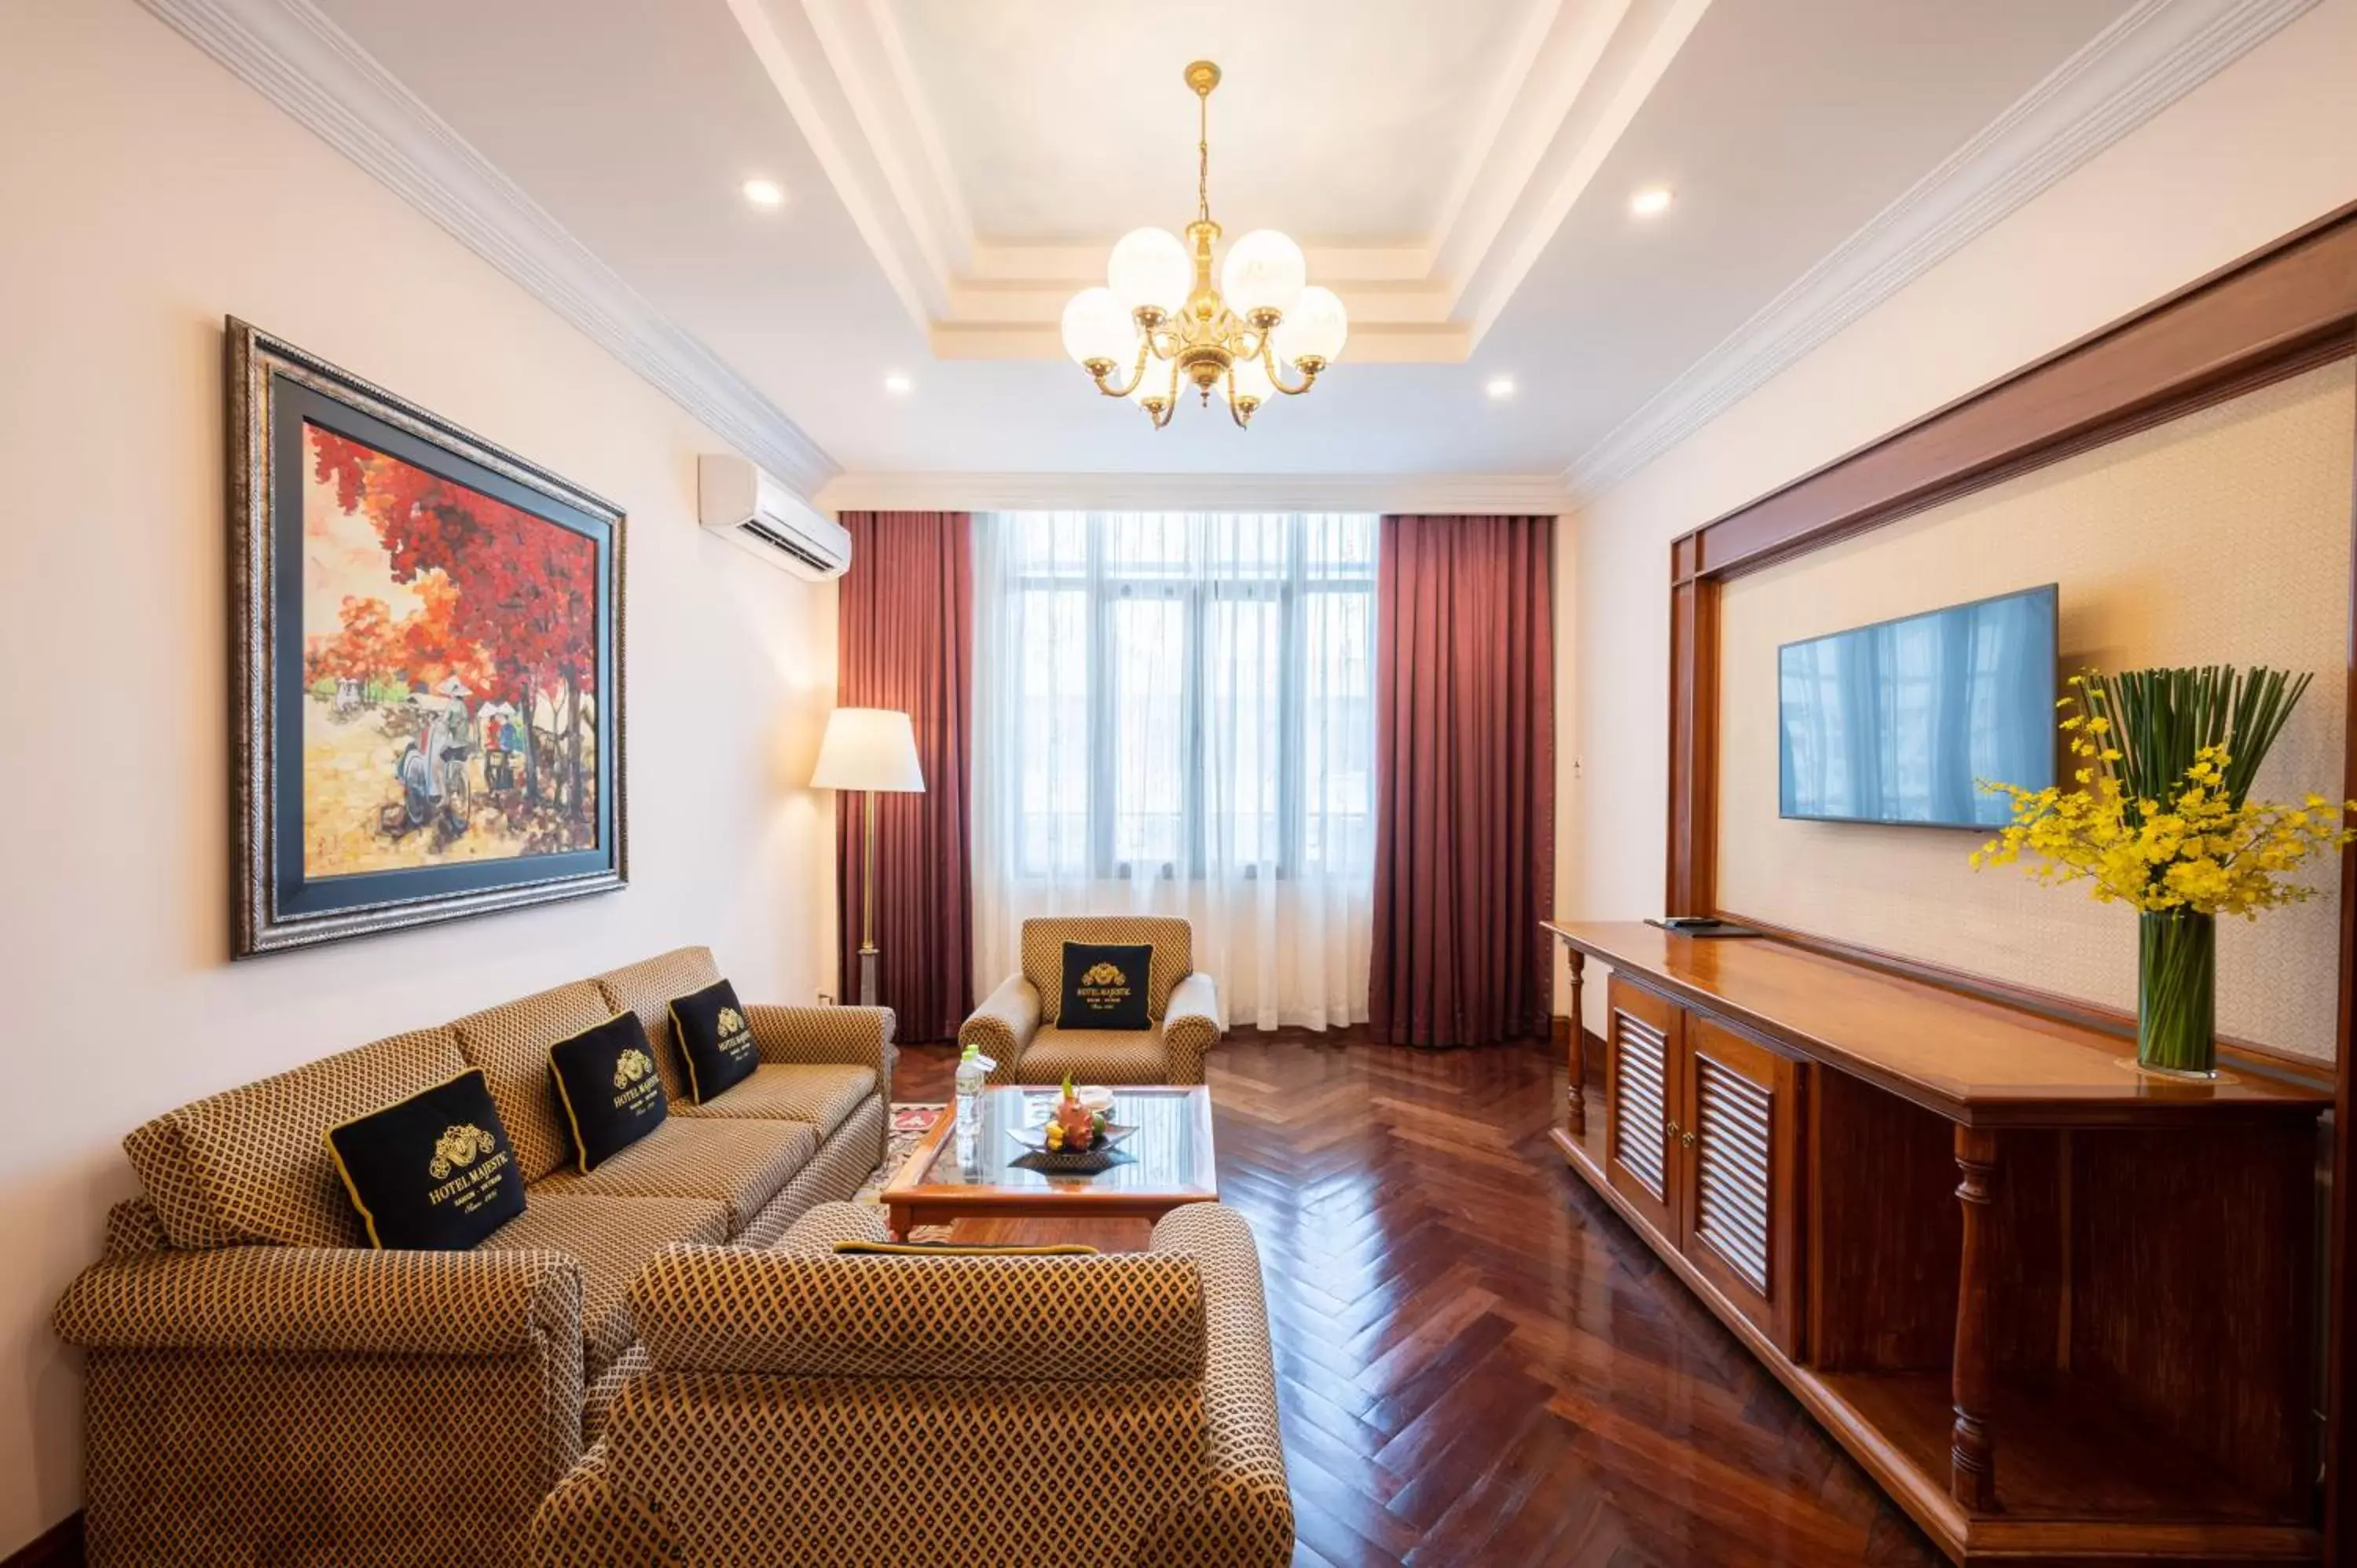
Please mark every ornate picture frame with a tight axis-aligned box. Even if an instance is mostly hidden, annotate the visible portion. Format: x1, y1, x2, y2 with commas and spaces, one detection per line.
229, 318, 627, 957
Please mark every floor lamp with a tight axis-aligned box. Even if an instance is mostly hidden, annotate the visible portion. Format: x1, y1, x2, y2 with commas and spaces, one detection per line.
812, 707, 926, 1006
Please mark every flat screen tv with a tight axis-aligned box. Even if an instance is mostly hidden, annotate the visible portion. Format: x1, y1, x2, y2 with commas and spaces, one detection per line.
1778, 584, 2058, 829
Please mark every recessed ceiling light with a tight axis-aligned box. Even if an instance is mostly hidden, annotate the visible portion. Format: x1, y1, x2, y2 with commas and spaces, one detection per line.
1485, 376, 1516, 401
1631, 186, 1673, 217
741, 178, 786, 209
883, 372, 913, 396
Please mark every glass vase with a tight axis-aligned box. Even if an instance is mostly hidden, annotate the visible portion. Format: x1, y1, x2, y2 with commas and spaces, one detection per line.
2136, 910, 2217, 1076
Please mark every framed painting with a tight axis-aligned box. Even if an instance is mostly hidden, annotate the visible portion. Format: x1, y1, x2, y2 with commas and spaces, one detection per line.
229, 318, 626, 956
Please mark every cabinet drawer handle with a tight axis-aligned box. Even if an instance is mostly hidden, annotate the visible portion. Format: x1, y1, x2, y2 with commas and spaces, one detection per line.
1681, 1130, 1697, 1148
1664, 1118, 1682, 1141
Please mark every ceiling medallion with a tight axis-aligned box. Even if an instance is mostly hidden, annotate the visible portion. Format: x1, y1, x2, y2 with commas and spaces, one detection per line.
1060, 60, 1348, 430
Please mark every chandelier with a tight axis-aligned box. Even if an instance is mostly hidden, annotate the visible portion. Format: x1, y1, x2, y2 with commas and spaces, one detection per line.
1059, 60, 1349, 430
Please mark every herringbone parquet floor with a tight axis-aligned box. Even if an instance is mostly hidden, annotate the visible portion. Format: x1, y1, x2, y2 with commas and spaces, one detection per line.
897, 1035, 1943, 1568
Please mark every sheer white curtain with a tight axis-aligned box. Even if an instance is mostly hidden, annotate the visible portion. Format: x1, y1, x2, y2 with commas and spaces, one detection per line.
971, 510, 1376, 1031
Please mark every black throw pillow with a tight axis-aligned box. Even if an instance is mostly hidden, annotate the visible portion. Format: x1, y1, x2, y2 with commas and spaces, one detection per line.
1059, 941, 1153, 1031
324, 1068, 524, 1250
669, 978, 759, 1105
548, 1012, 668, 1173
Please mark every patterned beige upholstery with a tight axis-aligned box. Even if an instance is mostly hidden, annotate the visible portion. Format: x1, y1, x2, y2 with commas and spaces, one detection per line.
453, 982, 616, 1183
593, 946, 722, 1101
58, 1246, 586, 1566
1021, 914, 1193, 1025
528, 1202, 1292, 1568
737, 1097, 888, 1249
123, 1025, 469, 1250
966, 918, 1222, 1086
531, 1118, 816, 1235
1016, 1026, 1171, 1086
673, 1063, 874, 1134
60, 950, 896, 1568
484, 1193, 731, 1379
746, 1001, 896, 1084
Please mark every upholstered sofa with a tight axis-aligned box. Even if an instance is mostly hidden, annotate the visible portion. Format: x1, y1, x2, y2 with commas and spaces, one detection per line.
962, 915, 1222, 1086
528, 1200, 1292, 1567
53, 947, 893, 1568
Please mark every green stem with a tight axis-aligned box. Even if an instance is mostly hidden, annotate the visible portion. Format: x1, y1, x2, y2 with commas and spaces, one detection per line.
2137, 910, 2216, 1074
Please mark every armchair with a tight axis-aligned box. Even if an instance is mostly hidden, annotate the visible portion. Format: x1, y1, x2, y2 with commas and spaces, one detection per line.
528, 1201, 1292, 1567
960, 916, 1222, 1086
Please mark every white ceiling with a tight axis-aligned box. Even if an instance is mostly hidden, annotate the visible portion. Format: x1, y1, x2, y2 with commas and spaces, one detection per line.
291, 0, 2218, 488
896, 0, 1556, 247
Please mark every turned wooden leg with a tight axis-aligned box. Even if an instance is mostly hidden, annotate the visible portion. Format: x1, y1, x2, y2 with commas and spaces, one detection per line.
1951, 1125, 2000, 1511
1565, 950, 1588, 1138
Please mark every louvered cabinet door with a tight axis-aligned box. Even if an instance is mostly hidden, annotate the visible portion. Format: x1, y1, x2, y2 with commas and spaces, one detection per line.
1679, 1017, 1801, 1353
1603, 977, 1681, 1241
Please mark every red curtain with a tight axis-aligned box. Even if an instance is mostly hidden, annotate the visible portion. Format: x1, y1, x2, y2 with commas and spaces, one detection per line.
1369, 515, 1556, 1046
835, 511, 973, 1043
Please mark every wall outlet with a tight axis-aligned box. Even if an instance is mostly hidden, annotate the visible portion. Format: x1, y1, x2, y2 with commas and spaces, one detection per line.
816, 991, 834, 1006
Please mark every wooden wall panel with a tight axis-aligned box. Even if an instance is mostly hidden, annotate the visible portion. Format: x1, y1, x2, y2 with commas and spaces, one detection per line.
1655, 203, 2357, 1554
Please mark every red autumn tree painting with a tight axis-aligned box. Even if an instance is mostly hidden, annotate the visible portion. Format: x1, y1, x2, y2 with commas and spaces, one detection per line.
300, 422, 601, 875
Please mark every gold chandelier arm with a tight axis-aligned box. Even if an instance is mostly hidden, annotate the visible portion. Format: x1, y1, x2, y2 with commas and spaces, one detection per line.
1262, 339, 1318, 397
1092, 338, 1157, 399
1226, 365, 1255, 430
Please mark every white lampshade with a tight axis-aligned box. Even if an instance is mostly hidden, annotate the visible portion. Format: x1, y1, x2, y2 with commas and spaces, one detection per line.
1274, 284, 1348, 365
810, 707, 924, 793
1060, 287, 1135, 368
1220, 229, 1306, 319
1107, 227, 1193, 316
1229, 351, 1275, 407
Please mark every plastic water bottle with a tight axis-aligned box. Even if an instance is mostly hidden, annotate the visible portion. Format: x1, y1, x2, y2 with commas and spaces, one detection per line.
955, 1043, 991, 1132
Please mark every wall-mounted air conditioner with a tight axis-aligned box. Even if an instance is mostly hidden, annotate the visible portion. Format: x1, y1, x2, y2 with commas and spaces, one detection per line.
696, 455, 852, 581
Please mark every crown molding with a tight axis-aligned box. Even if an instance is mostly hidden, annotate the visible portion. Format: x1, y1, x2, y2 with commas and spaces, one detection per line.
1560, 0, 2320, 504
812, 471, 1574, 517
138, 0, 840, 497
732, 0, 1709, 362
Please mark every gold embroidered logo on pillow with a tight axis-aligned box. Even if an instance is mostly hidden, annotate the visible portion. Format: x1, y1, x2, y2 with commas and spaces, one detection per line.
613, 1047, 656, 1089
427, 1123, 498, 1180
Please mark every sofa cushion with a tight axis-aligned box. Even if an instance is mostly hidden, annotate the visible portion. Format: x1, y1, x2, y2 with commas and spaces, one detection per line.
325, 1068, 525, 1250
669, 980, 759, 1105
124, 1025, 470, 1250
548, 1013, 669, 1174
530, 1118, 816, 1236
1017, 1027, 1169, 1086
482, 1193, 728, 1377
1021, 917, 1192, 1025
453, 981, 613, 1183
673, 1064, 874, 1137
593, 947, 721, 1100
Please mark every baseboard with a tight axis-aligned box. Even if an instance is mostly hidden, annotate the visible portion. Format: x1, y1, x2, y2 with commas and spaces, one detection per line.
3, 1513, 83, 1568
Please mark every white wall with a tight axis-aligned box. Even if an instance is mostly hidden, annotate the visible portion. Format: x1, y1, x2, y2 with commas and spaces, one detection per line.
1561, 0, 2357, 1038
0, 1, 840, 1552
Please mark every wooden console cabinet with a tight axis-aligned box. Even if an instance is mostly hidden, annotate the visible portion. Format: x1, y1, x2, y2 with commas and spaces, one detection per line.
1549, 921, 2332, 1566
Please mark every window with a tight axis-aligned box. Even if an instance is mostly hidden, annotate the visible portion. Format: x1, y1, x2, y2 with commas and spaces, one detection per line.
981, 510, 1376, 882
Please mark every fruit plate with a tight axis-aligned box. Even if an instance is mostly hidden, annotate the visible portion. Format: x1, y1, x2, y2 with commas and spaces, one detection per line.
1006, 1121, 1138, 1174
1006, 1121, 1138, 1155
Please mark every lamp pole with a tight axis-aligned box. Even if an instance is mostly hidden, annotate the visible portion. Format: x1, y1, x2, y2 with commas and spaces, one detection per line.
860, 787, 879, 1006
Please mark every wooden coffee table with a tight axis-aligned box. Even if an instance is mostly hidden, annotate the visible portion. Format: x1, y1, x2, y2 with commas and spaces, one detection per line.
882, 1085, 1217, 1240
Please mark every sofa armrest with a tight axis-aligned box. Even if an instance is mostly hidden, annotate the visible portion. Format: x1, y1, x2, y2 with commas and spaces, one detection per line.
55, 1244, 583, 1357
1163, 972, 1223, 1086
1151, 1203, 1295, 1566
744, 1002, 896, 1089
963, 973, 1041, 1086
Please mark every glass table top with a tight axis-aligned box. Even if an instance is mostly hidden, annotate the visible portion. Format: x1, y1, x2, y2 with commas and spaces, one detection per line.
891, 1086, 1216, 1197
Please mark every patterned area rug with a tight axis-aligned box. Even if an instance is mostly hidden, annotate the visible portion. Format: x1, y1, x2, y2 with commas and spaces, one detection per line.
854, 1102, 944, 1204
